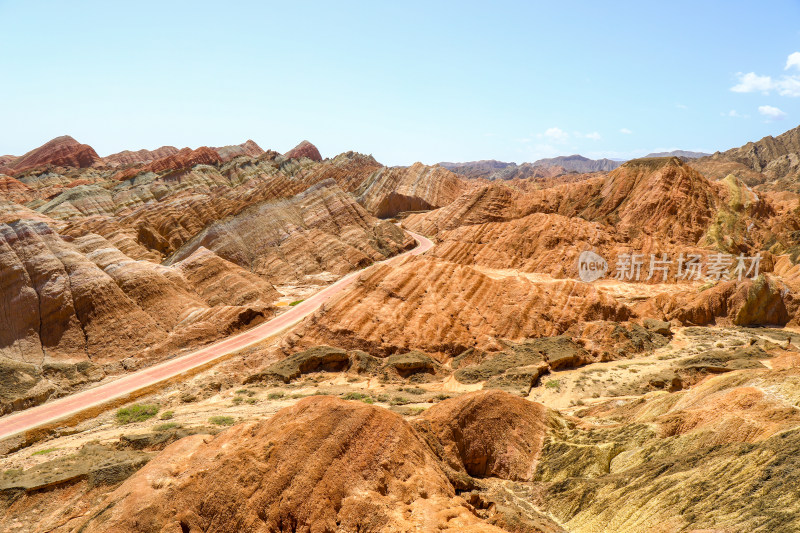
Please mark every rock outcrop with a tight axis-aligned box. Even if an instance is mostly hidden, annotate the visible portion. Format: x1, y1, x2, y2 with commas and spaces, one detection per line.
70, 396, 501, 533
418, 390, 551, 481
284, 140, 322, 161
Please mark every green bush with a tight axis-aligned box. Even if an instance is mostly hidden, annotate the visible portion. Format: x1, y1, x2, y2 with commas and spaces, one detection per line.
209, 416, 235, 426
545, 380, 561, 391
160, 410, 174, 420
116, 404, 159, 424
341, 392, 370, 401
289, 300, 304, 306
390, 396, 411, 406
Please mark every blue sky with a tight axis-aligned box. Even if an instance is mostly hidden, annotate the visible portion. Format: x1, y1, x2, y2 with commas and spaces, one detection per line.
1, 0, 799, 166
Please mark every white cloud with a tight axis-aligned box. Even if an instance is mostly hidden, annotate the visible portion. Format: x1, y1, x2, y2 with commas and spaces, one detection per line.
779, 76, 800, 96
786, 52, 800, 70
731, 72, 774, 93
543, 127, 569, 142
584, 131, 602, 141
675, 103, 688, 109
758, 105, 787, 120
730, 70, 800, 97
620, 128, 632, 134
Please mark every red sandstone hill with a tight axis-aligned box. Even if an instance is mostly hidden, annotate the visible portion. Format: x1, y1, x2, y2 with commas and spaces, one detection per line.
0, 136, 100, 175
102, 145, 180, 167
213, 139, 265, 161
284, 140, 322, 161
113, 146, 223, 180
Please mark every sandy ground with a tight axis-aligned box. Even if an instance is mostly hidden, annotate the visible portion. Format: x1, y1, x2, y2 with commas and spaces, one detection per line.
472, 266, 704, 305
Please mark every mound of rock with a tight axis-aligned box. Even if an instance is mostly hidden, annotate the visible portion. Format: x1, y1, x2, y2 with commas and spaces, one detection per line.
70, 396, 497, 532
284, 140, 322, 161
417, 390, 551, 481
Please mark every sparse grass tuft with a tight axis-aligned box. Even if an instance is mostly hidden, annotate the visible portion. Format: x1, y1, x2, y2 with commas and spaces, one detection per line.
267, 392, 285, 400
289, 300, 304, 306
209, 416, 235, 426
545, 379, 561, 391
31, 448, 59, 456
116, 404, 159, 425
160, 410, 174, 420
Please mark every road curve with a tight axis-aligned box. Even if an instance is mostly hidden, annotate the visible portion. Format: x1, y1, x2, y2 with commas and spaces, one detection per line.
0, 229, 433, 441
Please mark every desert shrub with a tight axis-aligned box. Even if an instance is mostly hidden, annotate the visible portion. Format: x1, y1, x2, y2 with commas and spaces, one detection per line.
545, 380, 561, 391
116, 404, 159, 424
390, 396, 411, 406
341, 392, 370, 401
209, 416, 235, 426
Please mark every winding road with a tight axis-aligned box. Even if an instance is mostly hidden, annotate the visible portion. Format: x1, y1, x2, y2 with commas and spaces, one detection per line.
0, 230, 433, 442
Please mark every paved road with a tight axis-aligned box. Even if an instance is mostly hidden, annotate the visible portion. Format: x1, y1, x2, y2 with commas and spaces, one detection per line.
0, 229, 433, 441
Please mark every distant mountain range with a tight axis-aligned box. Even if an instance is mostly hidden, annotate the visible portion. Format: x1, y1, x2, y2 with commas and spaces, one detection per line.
440, 154, 620, 179
644, 150, 709, 159
441, 150, 717, 180
530, 154, 621, 172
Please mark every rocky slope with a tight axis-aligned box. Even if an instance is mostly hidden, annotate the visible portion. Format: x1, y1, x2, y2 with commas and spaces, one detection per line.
166, 179, 413, 283
693, 124, 800, 191
354, 161, 470, 217
65, 396, 503, 533
289, 254, 631, 357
